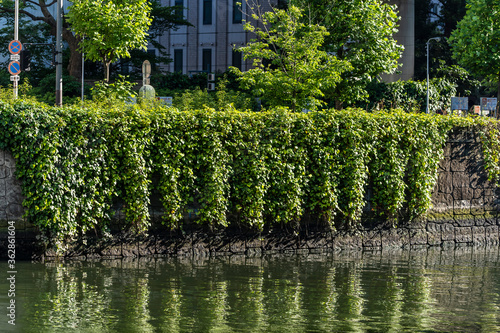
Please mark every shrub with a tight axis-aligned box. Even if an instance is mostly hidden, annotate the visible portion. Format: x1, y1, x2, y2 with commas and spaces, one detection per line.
361, 78, 457, 113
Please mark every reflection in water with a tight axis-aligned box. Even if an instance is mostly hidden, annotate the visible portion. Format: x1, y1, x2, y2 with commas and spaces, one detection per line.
1, 247, 500, 332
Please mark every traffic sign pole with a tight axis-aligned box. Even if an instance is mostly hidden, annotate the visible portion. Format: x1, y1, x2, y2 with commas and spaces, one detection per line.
14, 0, 18, 40
13, 0, 19, 98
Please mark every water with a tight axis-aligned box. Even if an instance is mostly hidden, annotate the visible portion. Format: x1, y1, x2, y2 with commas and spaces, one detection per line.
1, 247, 500, 332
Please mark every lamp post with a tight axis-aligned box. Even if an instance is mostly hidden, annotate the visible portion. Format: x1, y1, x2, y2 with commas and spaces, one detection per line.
426, 37, 442, 113
55, 0, 63, 106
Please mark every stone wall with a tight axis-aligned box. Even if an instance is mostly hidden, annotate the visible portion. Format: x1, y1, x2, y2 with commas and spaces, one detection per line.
427, 128, 500, 248
0, 150, 24, 221
2, 128, 500, 259
432, 128, 498, 215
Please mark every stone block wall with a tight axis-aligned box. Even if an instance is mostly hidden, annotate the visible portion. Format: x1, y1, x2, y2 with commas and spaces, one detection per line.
431, 128, 500, 222
0, 150, 24, 221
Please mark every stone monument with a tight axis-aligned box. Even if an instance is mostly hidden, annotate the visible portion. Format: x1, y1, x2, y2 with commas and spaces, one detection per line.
139, 60, 155, 101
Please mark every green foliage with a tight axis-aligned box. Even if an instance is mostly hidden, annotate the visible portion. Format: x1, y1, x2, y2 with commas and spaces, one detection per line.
30, 74, 91, 105
172, 80, 255, 111
477, 121, 500, 183
67, 0, 153, 81
1, 99, 499, 246
449, 0, 500, 98
90, 75, 137, 104
232, 4, 350, 111
290, 0, 403, 107
361, 78, 457, 113
153, 71, 194, 93
435, 64, 480, 97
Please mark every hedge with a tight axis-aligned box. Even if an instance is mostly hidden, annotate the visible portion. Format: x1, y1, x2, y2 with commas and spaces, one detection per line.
0, 99, 498, 244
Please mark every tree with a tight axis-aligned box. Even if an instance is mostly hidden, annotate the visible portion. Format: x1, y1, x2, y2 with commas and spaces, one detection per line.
232, 3, 350, 111
0, 0, 190, 81
0, 10, 53, 77
449, 0, 500, 100
435, 0, 467, 37
0, 0, 83, 79
413, 0, 467, 80
413, 0, 441, 80
67, 0, 152, 82
289, 0, 403, 108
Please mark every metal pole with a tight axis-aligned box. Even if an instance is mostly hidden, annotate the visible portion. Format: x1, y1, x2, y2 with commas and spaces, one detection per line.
55, 0, 63, 106
81, 51, 84, 102
426, 40, 429, 114
13, 0, 19, 99
14, 0, 18, 40
426, 37, 441, 114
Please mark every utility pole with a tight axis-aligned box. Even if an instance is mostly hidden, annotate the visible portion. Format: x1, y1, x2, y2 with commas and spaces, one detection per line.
55, 0, 63, 106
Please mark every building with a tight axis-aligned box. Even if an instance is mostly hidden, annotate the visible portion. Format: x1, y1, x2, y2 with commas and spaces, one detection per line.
2, 0, 415, 81
383, 0, 415, 82
158, 0, 415, 81
157, 0, 274, 74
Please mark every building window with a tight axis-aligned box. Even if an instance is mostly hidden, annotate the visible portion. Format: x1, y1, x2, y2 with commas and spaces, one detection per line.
202, 49, 212, 72
232, 49, 242, 70
175, 0, 183, 19
233, 0, 242, 24
174, 49, 183, 73
203, 0, 212, 25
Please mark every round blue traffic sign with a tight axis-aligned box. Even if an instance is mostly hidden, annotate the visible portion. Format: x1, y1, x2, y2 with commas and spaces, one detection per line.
8, 61, 21, 75
8, 40, 22, 55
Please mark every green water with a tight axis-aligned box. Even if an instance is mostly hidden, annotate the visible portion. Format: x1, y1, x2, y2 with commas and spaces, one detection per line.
1, 247, 500, 332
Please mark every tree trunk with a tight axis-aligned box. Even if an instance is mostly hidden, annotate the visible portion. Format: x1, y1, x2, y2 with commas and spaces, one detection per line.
0, 1, 83, 79
335, 100, 343, 110
38, 0, 82, 79
64, 30, 83, 80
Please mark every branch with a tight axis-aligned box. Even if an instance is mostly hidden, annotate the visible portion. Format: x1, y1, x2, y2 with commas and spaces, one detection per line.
429, 10, 443, 21
24, 0, 57, 8
0, 6, 52, 25
37, 0, 57, 27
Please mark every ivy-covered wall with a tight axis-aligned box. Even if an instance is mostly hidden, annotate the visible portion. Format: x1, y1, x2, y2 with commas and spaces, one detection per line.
0, 100, 499, 250
3, 126, 500, 257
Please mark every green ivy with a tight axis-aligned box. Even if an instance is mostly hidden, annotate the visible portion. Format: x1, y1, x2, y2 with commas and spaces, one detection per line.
0, 98, 499, 245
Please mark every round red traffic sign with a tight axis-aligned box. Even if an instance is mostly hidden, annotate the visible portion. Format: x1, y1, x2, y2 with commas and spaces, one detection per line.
8, 61, 21, 75
8, 40, 22, 54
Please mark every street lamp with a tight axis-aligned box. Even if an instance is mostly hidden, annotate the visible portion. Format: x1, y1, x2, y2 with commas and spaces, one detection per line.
55, 0, 63, 106
426, 37, 442, 113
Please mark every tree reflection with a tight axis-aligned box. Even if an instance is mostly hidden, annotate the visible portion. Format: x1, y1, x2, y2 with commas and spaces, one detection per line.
12, 248, 500, 332
23, 264, 113, 332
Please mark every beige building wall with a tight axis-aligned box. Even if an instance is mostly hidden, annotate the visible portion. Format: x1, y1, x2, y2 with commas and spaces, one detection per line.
158, 0, 278, 74
382, 0, 415, 82
157, 0, 414, 81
